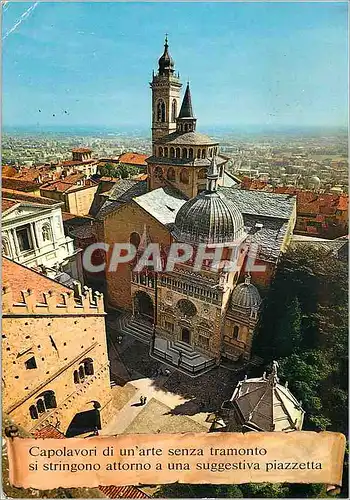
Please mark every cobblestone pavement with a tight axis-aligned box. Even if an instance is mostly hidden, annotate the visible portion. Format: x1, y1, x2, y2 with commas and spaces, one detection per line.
103, 315, 242, 435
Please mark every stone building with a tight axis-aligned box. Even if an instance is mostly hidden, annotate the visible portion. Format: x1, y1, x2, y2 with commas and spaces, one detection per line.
2, 190, 83, 283
2, 257, 113, 436
95, 38, 297, 376
40, 177, 98, 216
219, 361, 305, 432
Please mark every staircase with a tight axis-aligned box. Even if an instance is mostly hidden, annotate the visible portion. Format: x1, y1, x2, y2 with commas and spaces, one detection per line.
114, 313, 153, 345
152, 337, 216, 377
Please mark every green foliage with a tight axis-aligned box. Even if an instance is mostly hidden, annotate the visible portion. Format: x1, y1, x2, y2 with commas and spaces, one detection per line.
155, 246, 348, 499
99, 162, 141, 179
154, 483, 243, 498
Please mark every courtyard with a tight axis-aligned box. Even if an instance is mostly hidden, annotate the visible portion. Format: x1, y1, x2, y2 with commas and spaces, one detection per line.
102, 314, 244, 436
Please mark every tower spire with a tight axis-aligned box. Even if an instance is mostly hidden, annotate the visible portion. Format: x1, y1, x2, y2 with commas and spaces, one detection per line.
178, 83, 194, 118
158, 34, 174, 76
206, 155, 219, 193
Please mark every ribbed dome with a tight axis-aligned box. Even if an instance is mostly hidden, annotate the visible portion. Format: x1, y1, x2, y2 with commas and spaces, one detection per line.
231, 275, 262, 310
173, 191, 245, 245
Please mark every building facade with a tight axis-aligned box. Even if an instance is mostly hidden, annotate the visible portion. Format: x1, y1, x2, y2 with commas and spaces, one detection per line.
97, 39, 297, 376
2, 257, 113, 436
2, 192, 83, 283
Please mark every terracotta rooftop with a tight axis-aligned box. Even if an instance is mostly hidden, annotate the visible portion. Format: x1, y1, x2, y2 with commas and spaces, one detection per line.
41, 178, 97, 193
99, 486, 149, 499
34, 425, 65, 439
2, 199, 18, 212
61, 159, 96, 167
2, 177, 40, 192
2, 165, 17, 177
2, 257, 70, 304
72, 148, 92, 153
1, 188, 60, 206
62, 172, 86, 184
118, 152, 149, 166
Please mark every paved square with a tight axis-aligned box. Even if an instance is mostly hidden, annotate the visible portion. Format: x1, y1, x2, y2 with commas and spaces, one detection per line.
124, 398, 209, 434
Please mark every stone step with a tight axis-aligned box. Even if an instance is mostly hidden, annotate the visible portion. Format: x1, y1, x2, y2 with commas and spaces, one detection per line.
119, 318, 153, 345
173, 340, 197, 354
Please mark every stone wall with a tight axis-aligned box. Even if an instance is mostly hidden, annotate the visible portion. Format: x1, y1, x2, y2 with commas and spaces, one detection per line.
103, 202, 172, 310
2, 286, 113, 435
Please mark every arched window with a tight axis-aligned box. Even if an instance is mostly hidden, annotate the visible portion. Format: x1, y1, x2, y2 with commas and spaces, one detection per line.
202, 149, 206, 159
170, 147, 175, 158
171, 99, 177, 122
79, 365, 85, 381
42, 223, 52, 242
37, 399, 45, 413
159, 147, 163, 157
215, 147, 218, 155
130, 232, 141, 249
197, 149, 201, 159
73, 370, 80, 384
184, 123, 188, 132
182, 148, 187, 159
2, 237, 11, 257
175, 148, 180, 159
198, 168, 207, 180
167, 168, 175, 181
42, 390, 57, 409
180, 169, 189, 184
84, 358, 94, 376
157, 99, 166, 122
155, 167, 163, 179
189, 148, 194, 160
29, 405, 38, 420
164, 147, 168, 157
233, 325, 239, 339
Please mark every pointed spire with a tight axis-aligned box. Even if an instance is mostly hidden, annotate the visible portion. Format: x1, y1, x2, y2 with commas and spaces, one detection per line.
178, 83, 194, 118
206, 155, 219, 193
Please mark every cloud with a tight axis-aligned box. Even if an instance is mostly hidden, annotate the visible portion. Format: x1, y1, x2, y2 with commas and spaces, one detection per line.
2, 2, 38, 41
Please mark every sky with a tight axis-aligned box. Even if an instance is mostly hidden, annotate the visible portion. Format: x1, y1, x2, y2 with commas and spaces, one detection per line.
2, 2, 348, 130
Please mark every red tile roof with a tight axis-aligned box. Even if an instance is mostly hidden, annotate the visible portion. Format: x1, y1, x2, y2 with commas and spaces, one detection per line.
2, 165, 17, 177
118, 152, 149, 167
2, 188, 59, 206
99, 486, 149, 499
338, 195, 348, 211
34, 425, 65, 439
41, 178, 97, 193
2, 177, 40, 192
61, 159, 96, 167
62, 172, 86, 184
72, 148, 92, 153
2, 257, 70, 303
2, 199, 18, 212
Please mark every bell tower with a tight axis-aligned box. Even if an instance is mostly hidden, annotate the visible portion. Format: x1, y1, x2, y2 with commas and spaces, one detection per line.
150, 36, 182, 145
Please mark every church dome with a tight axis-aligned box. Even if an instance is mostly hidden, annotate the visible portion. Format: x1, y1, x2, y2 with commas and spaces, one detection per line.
230, 275, 262, 310
173, 190, 245, 245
